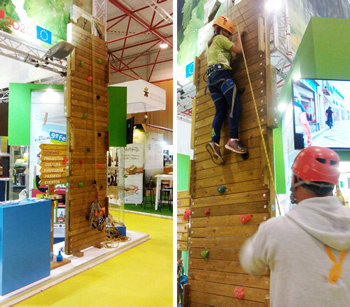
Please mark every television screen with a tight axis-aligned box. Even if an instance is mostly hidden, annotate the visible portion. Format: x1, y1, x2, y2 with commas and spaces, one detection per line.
126, 117, 134, 144
292, 78, 350, 150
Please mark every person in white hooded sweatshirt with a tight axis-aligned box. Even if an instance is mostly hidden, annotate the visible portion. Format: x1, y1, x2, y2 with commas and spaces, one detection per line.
240, 146, 350, 307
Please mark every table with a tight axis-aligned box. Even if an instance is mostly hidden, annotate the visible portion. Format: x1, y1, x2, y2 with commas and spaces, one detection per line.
154, 174, 173, 210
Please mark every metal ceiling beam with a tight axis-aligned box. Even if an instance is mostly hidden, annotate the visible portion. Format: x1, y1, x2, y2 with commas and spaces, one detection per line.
108, 0, 173, 48
109, 35, 172, 53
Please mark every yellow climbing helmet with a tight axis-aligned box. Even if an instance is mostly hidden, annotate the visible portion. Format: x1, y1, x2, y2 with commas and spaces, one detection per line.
213, 16, 234, 34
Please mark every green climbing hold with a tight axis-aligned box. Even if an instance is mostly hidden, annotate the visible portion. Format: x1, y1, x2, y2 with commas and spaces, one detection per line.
83, 112, 87, 118
80, 61, 84, 67
97, 58, 102, 64
217, 186, 226, 194
87, 147, 91, 152
201, 250, 209, 259
78, 182, 84, 187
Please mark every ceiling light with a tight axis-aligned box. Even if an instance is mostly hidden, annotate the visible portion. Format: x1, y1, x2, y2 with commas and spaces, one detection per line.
160, 43, 168, 49
266, 0, 282, 11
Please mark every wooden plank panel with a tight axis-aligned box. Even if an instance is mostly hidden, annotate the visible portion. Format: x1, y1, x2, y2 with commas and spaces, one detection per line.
193, 179, 267, 199
193, 190, 269, 207
191, 213, 269, 228
190, 269, 269, 289
191, 225, 258, 238
189, 258, 244, 273
189, 280, 268, 303
191, 201, 269, 217
190, 291, 266, 306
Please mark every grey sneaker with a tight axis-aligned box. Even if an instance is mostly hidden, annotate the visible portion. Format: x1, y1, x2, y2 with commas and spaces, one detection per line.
206, 141, 224, 164
225, 139, 247, 154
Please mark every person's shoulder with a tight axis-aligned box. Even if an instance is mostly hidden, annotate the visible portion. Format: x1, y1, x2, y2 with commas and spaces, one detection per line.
259, 216, 288, 233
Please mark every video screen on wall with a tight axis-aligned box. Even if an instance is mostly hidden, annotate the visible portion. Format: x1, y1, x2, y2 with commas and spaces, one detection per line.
292, 78, 350, 150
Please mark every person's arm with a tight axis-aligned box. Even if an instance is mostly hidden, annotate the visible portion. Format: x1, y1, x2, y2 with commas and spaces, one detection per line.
230, 29, 247, 56
239, 219, 274, 275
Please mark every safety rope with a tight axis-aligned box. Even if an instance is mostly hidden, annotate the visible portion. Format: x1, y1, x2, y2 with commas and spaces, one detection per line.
229, 0, 282, 216
104, 226, 131, 248
92, 32, 97, 183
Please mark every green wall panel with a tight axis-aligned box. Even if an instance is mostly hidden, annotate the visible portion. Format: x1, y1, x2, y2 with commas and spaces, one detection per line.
8, 83, 63, 146
275, 17, 350, 192
177, 153, 190, 192
108, 87, 127, 147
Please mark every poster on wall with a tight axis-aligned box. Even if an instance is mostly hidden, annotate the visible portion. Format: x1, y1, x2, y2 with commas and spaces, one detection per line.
0, 0, 92, 47
30, 90, 66, 238
124, 143, 144, 204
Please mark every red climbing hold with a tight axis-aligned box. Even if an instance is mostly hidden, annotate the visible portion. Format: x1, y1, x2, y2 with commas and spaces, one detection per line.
183, 208, 191, 221
97, 163, 102, 168
80, 159, 83, 164
240, 215, 252, 224
233, 286, 245, 299
87, 76, 93, 82
205, 209, 211, 215
62, 157, 69, 165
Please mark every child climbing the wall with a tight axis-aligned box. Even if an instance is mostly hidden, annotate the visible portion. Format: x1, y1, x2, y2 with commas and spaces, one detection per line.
206, 15, 247, 165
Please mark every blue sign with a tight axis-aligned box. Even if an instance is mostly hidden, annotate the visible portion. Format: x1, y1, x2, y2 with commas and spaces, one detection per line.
49, 131, 66, 143
185, 61, 194, 78
36, 25, 52, 44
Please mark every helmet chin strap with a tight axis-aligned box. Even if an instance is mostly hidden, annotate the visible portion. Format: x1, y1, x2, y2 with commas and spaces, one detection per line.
290, 175, 334, 204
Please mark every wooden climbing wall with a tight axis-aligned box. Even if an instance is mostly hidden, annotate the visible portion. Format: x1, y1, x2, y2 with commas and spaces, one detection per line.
64, 21, 109, 256
187, 0, 277, 305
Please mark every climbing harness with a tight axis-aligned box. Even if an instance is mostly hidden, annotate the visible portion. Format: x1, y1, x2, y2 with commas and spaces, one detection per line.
89, 199, 106, 231
89, 183, 106, 231
325, 245, 346, 284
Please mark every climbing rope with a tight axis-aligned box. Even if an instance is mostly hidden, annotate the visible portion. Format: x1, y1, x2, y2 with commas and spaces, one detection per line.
229, 0, 282, 215
104, 226, 131, 248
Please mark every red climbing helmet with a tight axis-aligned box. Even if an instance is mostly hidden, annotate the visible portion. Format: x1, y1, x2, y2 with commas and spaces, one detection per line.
291, 146, 340, 185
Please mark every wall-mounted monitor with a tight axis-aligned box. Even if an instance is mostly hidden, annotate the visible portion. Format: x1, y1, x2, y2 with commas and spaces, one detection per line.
292, 78, 350, 150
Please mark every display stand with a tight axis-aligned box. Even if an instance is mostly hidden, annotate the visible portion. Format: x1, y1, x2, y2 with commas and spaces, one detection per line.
0, 198, 51, 295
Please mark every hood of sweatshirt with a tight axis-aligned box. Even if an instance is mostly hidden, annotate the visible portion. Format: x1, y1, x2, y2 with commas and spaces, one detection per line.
287, 196, 350, 251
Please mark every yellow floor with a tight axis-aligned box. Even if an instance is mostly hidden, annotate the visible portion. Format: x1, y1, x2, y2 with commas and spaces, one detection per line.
16, 212, 173, 307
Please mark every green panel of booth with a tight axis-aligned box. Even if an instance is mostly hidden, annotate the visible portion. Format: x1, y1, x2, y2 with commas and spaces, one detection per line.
108, 86, 127, 147
8, 84, 63, 146
275, 17, 350, 192
177, 153, 190, 192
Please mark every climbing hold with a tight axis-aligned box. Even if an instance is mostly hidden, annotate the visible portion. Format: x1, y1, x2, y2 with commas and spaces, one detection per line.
97, 163, 102, 168
78, 182, 84, 187
84, 36, 88, 40
87, 76, 93, 82
200, 250, 209, 259
80, 159, 83, 164
97, 132, 102, 137
87, 147, 91, 152
83, 112, 88, 118
56, 250, 63, 262
97, 58, 102, 64
50, 187, 55, 193
62, 157, 69, 165
96, 95, 100, 100
217, 186, 226, 194
240, 215, 252, 224
183, 208, 192, 221
80, 61, 84, 67
233, 287, 245, 299
205, 209, 211, 215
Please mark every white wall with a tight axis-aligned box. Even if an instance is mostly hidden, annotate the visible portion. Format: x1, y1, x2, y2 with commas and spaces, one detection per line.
177, 119, 193, 158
